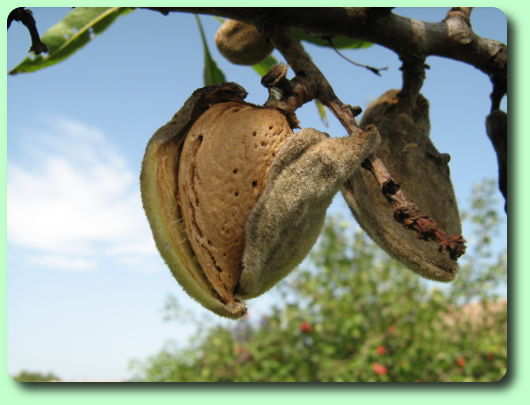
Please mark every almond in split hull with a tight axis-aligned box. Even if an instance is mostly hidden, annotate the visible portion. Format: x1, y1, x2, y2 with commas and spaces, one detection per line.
178, 101, 293, 304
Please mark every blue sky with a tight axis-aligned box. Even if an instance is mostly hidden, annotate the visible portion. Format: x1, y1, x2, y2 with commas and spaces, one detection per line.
7, 7, 507, 381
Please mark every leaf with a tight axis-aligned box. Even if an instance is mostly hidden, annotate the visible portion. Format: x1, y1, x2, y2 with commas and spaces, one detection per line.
314, 100, 329, 127
9, 7, 133, 75
195, 14, 226, 86
251, 55, 278, 76
291, 28, 372, 49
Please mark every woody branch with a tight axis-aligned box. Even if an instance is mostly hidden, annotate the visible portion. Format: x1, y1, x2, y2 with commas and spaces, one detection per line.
145, 7, 506, 89
146, 8, 507, 213
259, 24, 466, 260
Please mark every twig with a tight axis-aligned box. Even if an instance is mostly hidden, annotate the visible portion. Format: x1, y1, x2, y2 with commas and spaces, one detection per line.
325, 37, 388, 76
262, 25, 466, 261
398, 54, 427, 110
486, 110, 507, 212
7, 8, 48, 54
490, 74, 507, 112
144, 7, 506, 90
145, 8, 506, 214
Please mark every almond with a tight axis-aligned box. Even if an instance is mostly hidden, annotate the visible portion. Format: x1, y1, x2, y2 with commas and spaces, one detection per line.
215, 20, 274, 65
342, 90, 463, 281
178, 101, 292, 305
140, 83, 294, 318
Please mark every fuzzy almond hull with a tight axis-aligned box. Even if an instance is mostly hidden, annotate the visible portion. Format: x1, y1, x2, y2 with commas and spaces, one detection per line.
140, 84, 249, 319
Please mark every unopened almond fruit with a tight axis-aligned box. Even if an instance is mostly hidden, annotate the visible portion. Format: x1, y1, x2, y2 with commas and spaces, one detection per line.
215, 19, 274, 65
342, 90, 463, 281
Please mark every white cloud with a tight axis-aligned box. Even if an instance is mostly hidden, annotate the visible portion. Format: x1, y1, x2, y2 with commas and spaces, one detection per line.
8, 116, 159, 271
27, 254, 98, 272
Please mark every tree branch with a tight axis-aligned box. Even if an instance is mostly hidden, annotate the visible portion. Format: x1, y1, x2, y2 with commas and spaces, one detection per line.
486, 110, 507, 212
145, 8, 506, 216
445, 7, 473, 24
7, 7, 48, 54
258, 26, 466, 260
398, 54, 427, 111
145, 7, 502, 258
144, 7, 506, 90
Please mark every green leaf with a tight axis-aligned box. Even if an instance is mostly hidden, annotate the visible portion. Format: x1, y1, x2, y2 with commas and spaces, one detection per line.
314, 100, 329, 127
251, 55, 278, 77
291, 28, 372, 49
9, 7, 133, 75
195, 14, 226, 86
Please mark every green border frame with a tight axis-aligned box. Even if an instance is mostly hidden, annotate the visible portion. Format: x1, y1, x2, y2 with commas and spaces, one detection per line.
2, 0, 525, 403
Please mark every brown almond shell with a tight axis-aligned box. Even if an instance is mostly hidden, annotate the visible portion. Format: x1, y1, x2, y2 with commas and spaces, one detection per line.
178, 101, 293, 305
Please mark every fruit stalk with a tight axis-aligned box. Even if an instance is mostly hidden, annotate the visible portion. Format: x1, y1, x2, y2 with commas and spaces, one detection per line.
261, 25, 466, 260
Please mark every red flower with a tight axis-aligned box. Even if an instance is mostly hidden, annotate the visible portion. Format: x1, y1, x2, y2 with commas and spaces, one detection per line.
299, 321, 313, 333
456, 357, 466, 368
376, 345, 386, 355
387, 325, 396, 334
371, 362, 388, 375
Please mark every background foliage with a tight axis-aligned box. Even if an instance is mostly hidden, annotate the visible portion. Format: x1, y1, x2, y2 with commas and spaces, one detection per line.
130, 180, 507, 382
12, 370, 60, 382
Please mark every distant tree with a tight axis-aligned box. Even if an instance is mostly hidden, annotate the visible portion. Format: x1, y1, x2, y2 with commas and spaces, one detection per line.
12, 370, 61, 382
130, 180, 506, 382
